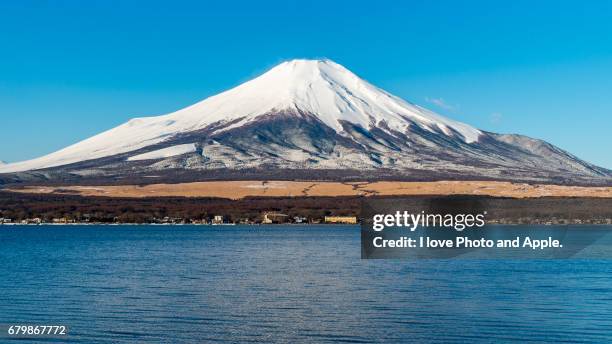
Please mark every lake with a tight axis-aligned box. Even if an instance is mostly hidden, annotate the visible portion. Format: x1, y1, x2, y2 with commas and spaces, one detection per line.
1, 225, 612, 343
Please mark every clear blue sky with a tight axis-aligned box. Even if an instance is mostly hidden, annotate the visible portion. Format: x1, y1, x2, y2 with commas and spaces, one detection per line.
1, 0, 611, 168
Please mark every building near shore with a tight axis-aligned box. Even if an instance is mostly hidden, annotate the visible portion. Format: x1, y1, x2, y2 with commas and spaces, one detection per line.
262, 213, 288, 224
52, 217, 75, 224
324, 216, 358, 224
293, 216, 307, 224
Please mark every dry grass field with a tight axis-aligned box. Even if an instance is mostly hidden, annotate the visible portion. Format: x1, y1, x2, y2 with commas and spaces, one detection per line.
8, 180, 612, 199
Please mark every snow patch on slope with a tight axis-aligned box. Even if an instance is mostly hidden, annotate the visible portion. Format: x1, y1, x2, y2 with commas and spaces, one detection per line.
127, 143, 197, 161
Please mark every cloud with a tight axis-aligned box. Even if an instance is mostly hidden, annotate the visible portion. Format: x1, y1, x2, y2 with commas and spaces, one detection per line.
425, 97, 457, 111
490, 112, 503, 124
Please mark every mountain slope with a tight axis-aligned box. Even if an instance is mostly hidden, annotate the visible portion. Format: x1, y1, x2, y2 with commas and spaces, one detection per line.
0, 59, 610, 185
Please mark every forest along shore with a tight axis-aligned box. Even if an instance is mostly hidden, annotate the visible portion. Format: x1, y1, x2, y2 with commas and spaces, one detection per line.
0, 191, 611, 225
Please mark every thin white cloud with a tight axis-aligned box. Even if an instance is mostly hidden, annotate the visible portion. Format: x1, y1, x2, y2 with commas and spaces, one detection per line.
490, 112, 503, 124
425, 97, 457, 111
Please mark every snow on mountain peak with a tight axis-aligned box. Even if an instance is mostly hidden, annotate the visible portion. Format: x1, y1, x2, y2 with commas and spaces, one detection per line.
0, 59, 482, 173
168, 58, 481, 140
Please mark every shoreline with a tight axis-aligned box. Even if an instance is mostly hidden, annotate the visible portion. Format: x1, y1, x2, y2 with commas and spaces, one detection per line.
2, 223, 612, 227
2, 192, 611, 227
0, 223, 360, 228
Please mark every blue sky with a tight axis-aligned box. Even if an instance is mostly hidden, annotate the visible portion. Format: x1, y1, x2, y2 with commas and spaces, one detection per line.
1, 0, 611, 168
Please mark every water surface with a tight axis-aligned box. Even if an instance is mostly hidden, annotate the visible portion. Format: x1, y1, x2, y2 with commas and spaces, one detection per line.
1, 225, 611, 343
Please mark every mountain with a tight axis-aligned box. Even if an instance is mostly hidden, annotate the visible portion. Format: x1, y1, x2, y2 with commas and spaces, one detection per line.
1, 59, 610, 185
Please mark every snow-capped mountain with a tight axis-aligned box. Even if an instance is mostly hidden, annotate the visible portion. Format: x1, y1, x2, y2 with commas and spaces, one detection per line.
1, 59, 610, 184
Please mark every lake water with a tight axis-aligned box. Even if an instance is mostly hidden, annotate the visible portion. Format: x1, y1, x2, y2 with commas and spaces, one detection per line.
1, 225, 612, 343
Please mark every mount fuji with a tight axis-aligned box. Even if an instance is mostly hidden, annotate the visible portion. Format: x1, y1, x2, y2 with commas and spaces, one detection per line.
1, 59, 610, 185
